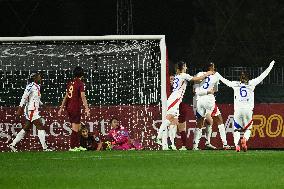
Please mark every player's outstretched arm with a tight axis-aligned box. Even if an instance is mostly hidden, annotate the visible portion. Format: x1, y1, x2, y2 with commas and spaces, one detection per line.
215, 72, 234, 88
191, 71, 214, 82
58, 93, 68, 116
195, 88, 215, 96
250, 60, 275, 86
81, 92, 90, 117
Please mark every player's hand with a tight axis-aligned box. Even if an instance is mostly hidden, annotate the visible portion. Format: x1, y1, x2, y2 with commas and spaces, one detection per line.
270, 60, 275, 66
85, 107, 90, 117
16, 106, 24, 118
205, 71, 214, 76
170, 76, 174, 86
207, 88, 215, 94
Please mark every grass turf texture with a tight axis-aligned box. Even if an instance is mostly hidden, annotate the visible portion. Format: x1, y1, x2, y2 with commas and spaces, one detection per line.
0, 150, 283, 189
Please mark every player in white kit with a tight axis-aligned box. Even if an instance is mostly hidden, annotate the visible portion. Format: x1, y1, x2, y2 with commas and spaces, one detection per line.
156, 61, 213, 150
9, 73, 51, 152
192, 77, 215, 150
192, 63, 230, 150
216, 60, 275, 152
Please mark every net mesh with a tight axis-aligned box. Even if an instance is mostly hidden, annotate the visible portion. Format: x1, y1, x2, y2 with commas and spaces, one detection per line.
0, 40, 162, 107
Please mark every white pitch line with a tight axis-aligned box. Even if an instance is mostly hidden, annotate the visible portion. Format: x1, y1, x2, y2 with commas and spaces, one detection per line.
5, 150, 280, 161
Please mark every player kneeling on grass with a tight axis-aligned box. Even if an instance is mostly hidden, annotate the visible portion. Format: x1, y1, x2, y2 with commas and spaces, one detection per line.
9, 73, 51, 152
216, 60, 275, 152
105, 118, 143, 150
79, 125, 103, 151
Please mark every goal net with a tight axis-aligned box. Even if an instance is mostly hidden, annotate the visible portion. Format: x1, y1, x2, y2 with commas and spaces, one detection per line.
0, 36, 167, 151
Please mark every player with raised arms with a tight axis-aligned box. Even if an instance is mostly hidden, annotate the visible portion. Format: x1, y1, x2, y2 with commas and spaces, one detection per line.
58, 66, 90, 151
216, 60, 275, 152
156, 61, 213, 150
9, 73, 51, 152
192, 62, 230, 150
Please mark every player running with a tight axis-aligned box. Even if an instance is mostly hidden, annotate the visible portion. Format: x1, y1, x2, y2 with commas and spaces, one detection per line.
9, 73, 51, 152
216, 60, 275, 152
156, 61, 213, 150
192, 63, 230, 150
58, 66, 90, 151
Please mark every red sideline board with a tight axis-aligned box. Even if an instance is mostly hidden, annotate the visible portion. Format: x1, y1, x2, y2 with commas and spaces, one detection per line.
0, 104, 284, 151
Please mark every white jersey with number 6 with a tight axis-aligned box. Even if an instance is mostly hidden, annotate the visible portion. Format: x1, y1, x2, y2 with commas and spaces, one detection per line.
216, 61, 274, 110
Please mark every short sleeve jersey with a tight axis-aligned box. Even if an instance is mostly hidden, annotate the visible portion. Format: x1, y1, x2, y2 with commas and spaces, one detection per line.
65, 78, 85, 112
171, 73, 193, 100
195, 72, 219, 101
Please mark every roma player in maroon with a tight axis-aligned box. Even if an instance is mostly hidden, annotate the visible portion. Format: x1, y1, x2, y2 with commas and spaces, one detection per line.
58, 66, 90, 151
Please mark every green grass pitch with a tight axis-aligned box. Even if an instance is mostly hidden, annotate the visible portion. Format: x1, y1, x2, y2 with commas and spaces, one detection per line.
0, 150, 283, 189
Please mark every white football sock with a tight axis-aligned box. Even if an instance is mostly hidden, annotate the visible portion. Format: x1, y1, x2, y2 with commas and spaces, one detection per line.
157, 119, 171, 139
205, 125, 212, 145
169, 125, 177, 146
161, 129, 168, 150
38, 130, 48, 149
233, 131, 241, 147
11, 129, 26, 146
218, 124, 228, 146
243, 129, 251, 141
193, 128, 202, 148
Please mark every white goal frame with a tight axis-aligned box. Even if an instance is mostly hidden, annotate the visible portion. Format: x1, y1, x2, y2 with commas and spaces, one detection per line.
0, 35, 168, 120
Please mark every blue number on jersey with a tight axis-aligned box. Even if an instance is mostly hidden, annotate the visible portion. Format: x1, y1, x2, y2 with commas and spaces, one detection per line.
240, 86, 248, 97
202, 77, 210, 89
173, 77, 180, 90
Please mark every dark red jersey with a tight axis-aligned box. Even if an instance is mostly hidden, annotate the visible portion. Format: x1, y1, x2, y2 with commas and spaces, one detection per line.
65, 78, 85, 113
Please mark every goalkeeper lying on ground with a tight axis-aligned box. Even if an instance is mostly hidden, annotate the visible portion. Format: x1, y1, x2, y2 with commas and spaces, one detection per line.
105, 118, 143, 150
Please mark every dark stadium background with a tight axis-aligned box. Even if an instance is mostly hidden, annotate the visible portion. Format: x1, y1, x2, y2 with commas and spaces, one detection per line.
0, 3, 283, 188
0, 0, 283, 104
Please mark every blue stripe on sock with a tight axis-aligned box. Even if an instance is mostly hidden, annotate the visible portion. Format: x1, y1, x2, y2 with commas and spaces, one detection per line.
234, 120, 242, 129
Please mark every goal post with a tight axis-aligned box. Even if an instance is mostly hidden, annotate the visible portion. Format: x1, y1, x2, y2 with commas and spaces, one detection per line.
0, 35, 168, 150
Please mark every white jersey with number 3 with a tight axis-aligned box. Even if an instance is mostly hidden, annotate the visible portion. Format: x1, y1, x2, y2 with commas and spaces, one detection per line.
167, 73, 193, 117
171, 73, 193, 99
195, 72, 219, 102
193, 72, 221, 117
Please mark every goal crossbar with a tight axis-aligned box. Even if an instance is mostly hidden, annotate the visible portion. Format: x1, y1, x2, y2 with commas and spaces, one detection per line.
0, 35, 167, 120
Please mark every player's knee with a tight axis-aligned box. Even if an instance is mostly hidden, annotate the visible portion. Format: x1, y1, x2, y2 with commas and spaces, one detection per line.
215, 115, 223, 124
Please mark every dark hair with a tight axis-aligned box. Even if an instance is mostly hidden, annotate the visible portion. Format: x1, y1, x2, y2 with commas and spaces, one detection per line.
73, 66, 84, 78
175, 61, 186, 73
110, 117, 118, 124
203, 62, 214, 71
80, 127, 88, 132
240, 72, 249, 83
28, 73, 40, 83
79, 123, 88, 133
